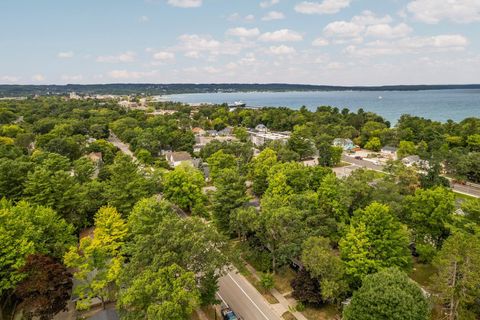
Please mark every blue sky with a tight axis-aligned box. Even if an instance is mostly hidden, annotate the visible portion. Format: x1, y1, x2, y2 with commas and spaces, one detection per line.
1, 0, 479, 85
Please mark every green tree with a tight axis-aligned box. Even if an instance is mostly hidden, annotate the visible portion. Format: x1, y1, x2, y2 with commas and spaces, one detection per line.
163, 163, 206, 214
0, 158, 32, 200
403, 187, 454, 248
250, 148, 277, 196
73, 157, 95, 183
301, 236, 348, 303
288, 125, 315, 160
432, 232, 480, 320
230, 206, 260, 240
207, 150, 236, 180
64, 207, 127, 310
397, 140, 417, 159
343, 268, 430, 320
118, 264, 199, 320
339, 202, 411, 286
212, 168, 247, 232
466, 134, 480, 151
364, 137, 382, 151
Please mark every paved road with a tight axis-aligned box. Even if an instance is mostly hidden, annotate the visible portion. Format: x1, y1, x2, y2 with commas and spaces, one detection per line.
108, 131, 136, 160
342, 155, 480, 198
218, 269, 281, 320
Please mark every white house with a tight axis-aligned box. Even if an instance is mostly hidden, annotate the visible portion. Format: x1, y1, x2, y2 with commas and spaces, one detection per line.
381, 146, 398, 159
165, 151, 194, 167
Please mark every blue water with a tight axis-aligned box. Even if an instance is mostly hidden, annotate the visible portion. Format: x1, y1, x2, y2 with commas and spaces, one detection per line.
165, 89, 480, 125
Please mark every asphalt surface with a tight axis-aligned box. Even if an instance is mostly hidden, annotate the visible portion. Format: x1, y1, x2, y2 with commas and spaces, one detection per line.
218, 269, 281, 320
342, 155, 480, 198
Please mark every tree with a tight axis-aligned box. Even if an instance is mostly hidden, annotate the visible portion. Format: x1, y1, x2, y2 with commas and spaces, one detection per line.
466, 134, 480, 151
0, 158, 32, 201
118, 264, 199, 320
339, 202, 411, 286
343, 268, 430, 320
105, 153, 154, 215
397, 140, 417, 159
402, 187, 454, 248
230, 206, 260, 240
233, 126, 249, 142
126, 198, 228, 306
291, 269, 323, 305
316, 134, 342, 167
211, 168, 247, 232
207, 150, 236, 180
14, 254, 72, 320
301, 236, 347, 303
288, 125, 315, 160
260, 273, 274, 291
163, 163, 206, 214
73, 157, 95, 183
364, 137, 382, 151
250, 148, 277, 196
461, 198, 480, 224
64, 207, 127, 310
432, 233, 480, 320
258, 206, 306, 272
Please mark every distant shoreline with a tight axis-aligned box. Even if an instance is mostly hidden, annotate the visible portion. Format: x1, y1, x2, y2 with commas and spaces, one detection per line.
1, 83, 480, 97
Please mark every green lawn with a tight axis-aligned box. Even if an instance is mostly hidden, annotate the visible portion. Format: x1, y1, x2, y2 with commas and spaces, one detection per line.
273, 267, 296, 294
302, 304, 339, 320
409, 262, 436, 290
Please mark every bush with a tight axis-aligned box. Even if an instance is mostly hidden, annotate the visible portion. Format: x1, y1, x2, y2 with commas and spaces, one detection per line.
260, 273, 274, 291
416, 243, 437, 264
291, 269, 323, 305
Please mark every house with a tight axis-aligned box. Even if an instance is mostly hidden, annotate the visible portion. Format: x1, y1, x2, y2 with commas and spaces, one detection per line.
333, 138, 355, 151
402, 155, 421, 167
165, 151, 193, 167
381, 146, 398, 159
192, 127, 206, 135
218, 127, 233, 136
249, 131, 290, 147
255, 124, 268, 133
206, 130, 218, 136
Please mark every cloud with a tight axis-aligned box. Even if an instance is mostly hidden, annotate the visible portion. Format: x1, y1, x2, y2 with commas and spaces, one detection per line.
312, 37, 329, 46
259, 29, 303, 42
57, 51, 74, 59
108, 70, 158, 79
260, 0, 279, 8
178, 34, 221, 51
153, 51, 175, 60
96, 52, 136, 63
32, 74, 45, 82
139, 16, 149, 22
323, 21, 365, 38
262, 11, 285, 21
167, 0, 202, 8
294, 0, 351, 15
226, 27, 261, 37
344, 34, 469, 57
365, 23, 412, 38
0, 76, 20, 83
267, 45, 296, 55
227, 13, 255, 22
407, 0, 480, 24
61, 74, 83, 82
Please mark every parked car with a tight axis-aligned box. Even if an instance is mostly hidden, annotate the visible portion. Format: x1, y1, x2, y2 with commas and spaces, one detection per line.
221, 304, 239, 320
354, 156, 363, 160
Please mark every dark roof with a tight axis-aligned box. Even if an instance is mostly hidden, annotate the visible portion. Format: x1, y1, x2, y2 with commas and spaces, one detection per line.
167, 151, 192, 162
88, 309, 119, 320
381, 146, 397, 152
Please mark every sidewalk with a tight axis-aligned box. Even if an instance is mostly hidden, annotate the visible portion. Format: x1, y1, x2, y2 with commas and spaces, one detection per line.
243, 262, 308, 320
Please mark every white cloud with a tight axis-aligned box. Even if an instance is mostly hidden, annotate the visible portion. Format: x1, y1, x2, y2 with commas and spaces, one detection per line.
323, 21, 364, 38
203, 66, 221, 74
351, 11, 393, 25
32, 74, 45, 82
184, 51, 200, 58
226, 27, 261, 37
0, 76, 20, 83
57, 51, 74, 59
61, 74, 83, 82
407, 0, 480, 24
259, 29, 303, 42
294, 0, 351, 15
227, 13, 255, 22
108, 70, 158, 79
267, 45, 296, 55
312, 37, 329, 46
153, 51, 175, 60
96, 51, 136, 63
167, 0, 202, 8
365, 23, 412, 38
139, 16, 149, 22
178, 34, 221, 51
344, 34, 469, 57
260, 0, 279, 8
262, 11, 285, 21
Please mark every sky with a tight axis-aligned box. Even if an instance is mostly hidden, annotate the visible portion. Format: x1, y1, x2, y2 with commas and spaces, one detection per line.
1, 0, 480, 86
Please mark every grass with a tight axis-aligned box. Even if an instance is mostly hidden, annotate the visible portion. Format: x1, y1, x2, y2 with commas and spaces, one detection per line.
190, 306, 219, 320
282, 311, 297, 320
335, 161, 352, 167
409, 262, 436, 290
273, 266, 296, 294
302, 304, 340, 320
454, 191, 477, 201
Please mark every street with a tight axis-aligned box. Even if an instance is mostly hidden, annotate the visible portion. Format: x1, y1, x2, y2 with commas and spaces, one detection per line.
342, 155, 480, 198
218, 269, 281, 320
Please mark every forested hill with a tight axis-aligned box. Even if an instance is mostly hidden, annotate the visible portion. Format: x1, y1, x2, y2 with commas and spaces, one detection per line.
1, 83, 480, 97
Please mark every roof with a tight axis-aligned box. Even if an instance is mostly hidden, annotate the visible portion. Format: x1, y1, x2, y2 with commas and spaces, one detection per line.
167, 151, 192, 162
381, 146, 397, 152
255, 124, 267, 131
402, 155, 420, 163
192, 127, 205, 134
333, 138, 354, 145
88, 309, 119, 320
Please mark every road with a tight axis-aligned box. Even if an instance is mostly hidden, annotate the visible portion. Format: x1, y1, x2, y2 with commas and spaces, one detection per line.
108, 131, 136, 160
342, 155, 480, 198
218, 269, 281, 320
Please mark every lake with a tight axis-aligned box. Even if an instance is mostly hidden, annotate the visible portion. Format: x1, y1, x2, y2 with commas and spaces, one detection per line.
165, 89, 480, 125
